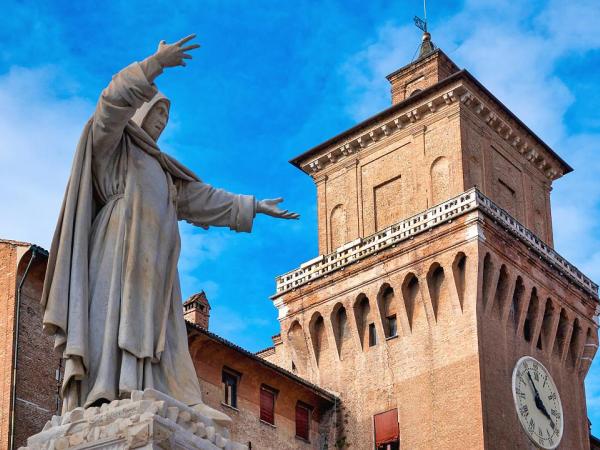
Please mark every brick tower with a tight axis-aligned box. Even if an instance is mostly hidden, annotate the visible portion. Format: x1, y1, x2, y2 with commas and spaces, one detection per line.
183, 291, 211, 329
263, 32, 599, 449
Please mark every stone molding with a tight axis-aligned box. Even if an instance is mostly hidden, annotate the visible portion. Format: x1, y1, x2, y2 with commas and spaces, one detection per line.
300, 82, 563, 182
303, 87, 460, 176
273, 188, 598, 299
20, 389, 247, 450
458, 88, 563, 180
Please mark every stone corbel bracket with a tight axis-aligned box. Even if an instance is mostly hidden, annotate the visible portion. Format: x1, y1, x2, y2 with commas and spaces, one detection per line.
302, 87, 461, 175
301, 85, 564, 182
458, 88, 563, 181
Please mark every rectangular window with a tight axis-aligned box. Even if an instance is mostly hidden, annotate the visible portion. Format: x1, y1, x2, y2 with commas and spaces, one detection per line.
369, 323, 377, 347
260, 386, 276, 425
374, 408, 399, 450
387, 315, 397, 338
295, 402, 311, 441
222, 368, 240, 408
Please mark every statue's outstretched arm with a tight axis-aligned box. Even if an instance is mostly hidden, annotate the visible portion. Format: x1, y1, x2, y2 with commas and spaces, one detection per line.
91, 35, 200, 158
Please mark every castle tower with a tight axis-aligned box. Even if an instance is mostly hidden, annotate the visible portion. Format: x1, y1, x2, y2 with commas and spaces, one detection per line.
183, 291, 211, 329
264, 30, 599, 449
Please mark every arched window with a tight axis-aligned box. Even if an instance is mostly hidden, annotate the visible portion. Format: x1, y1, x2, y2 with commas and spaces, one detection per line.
330, 204, 347, 251
430, 157, 451, 206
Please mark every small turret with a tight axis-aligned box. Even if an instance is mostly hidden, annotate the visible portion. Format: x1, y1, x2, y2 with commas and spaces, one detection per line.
183, 291, 211, 329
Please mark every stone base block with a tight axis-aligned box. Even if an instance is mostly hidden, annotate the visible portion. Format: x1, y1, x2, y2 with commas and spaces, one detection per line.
20, 389, 248, 450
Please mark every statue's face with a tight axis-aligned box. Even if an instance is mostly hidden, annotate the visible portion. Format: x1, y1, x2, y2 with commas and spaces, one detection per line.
142, 101, 169, 141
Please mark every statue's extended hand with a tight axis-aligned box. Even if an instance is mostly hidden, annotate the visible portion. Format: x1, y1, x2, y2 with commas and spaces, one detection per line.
155, 34, 200, 68
257, 198, 300, 220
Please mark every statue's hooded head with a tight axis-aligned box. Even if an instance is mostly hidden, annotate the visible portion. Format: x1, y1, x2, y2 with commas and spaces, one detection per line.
132, 92, 170, 142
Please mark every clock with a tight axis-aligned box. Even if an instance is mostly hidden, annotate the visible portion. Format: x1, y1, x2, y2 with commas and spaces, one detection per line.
512, 356, 563, 449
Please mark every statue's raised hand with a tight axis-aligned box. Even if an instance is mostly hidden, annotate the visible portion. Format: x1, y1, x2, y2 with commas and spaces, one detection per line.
155, 34, 200, 68
257, 198, 300, 220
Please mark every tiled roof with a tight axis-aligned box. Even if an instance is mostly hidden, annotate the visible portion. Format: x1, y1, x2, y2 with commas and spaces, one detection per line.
186, 321, 338, 403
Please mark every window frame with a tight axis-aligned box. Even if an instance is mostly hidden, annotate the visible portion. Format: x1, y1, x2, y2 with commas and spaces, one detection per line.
295, 401, 312, 441
259, 384, 278, 425
369, 322, 377, 347
386, 314, 398, 338
221, 367, 241, 409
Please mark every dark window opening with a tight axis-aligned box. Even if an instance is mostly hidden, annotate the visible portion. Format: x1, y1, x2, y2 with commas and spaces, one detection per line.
260, 385, 277, 425
524, 318, 532, 342
386, 315, 397, 338
222, 368, 240, 408
292, 361, 297, 372
374, 409, 400, 450
295, 402, 312, 441
369, 323, 377, 347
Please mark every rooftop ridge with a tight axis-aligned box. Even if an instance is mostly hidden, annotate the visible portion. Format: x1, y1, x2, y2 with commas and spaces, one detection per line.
185, 322, 338, 402
273, 188, 598, 299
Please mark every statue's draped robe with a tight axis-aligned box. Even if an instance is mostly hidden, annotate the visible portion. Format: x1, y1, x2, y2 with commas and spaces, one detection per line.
41, 62, 255, 413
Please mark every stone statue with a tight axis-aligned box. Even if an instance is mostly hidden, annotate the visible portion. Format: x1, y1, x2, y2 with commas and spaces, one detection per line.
41, 35, 298, 415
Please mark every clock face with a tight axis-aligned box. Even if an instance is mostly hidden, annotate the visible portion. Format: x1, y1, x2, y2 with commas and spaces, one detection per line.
512, 356, 563, 449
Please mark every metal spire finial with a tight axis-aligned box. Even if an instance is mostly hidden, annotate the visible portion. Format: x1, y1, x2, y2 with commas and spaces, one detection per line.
413, 0, 435, 58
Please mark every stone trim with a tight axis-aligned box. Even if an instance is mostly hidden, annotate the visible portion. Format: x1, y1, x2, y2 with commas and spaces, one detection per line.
299, 83, 563, 182
273, 188, 598, 299
303, 86, 461, 175
459, 88, 563, 180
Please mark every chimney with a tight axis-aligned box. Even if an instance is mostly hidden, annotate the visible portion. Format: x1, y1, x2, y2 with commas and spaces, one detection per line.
386, 32, 459, 105
183, 291, 211, 329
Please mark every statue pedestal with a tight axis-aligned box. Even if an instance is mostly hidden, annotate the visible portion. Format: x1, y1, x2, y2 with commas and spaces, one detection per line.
20, 389, 247, 450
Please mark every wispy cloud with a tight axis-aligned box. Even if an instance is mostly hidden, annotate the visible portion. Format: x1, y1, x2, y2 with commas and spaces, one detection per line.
0, 65, 92, 247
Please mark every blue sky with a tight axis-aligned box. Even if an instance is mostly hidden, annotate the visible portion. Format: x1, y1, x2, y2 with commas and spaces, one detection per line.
1, 0, 600, 433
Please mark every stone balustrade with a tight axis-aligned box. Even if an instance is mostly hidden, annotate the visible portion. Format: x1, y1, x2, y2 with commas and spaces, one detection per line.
274, 188, 598, 299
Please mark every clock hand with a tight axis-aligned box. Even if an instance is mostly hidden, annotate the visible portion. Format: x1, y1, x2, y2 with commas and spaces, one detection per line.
527, 372, 555, 426
527, 372, 540, 397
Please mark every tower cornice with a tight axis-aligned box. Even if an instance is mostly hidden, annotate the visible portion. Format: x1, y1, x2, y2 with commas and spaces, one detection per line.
290, 70, 572, 182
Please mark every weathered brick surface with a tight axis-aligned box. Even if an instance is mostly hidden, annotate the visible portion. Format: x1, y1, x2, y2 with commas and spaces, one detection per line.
387, 49, 459, 104
476, 219, 596, 449
188, 331, 335, 449
0, 242, 59, 450
268, 215, 485, 449
13, 253, 60, 449
267, 210, 597, 449
0, 242, 19, 450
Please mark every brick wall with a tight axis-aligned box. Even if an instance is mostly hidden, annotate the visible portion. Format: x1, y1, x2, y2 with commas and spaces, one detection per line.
0, 242, 59, 450
12, 250, 60, 449
0, 242, 19, 450
266, 209, 597, 449
188, 331, 335, 449
267, 214, 486, 449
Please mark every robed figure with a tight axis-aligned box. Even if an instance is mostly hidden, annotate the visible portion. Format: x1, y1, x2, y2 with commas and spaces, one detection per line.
41, 36, 298, 414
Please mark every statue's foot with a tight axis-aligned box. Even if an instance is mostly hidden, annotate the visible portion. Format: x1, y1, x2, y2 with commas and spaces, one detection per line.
191, 402, 232, 427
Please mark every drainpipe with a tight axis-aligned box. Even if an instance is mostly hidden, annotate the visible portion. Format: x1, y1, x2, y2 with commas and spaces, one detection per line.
9, 246, 39, 450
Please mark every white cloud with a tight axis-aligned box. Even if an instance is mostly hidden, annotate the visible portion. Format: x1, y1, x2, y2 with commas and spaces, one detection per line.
0, 65, 92, 247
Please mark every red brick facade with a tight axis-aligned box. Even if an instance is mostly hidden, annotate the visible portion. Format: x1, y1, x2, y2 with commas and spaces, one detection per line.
0, 241, 60, 450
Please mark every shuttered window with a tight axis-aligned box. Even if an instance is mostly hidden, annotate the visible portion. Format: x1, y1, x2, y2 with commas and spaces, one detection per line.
374, 408, 399, 447
295, 403, 311, 441
260, 386, 276, 424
